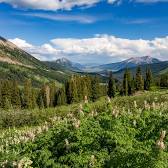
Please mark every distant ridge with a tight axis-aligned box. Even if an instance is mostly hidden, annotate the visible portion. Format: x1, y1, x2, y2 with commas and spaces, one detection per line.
85, 56, 161, 72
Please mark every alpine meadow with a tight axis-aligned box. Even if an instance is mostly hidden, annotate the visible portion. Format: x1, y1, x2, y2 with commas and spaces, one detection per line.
0, 0, 168, 168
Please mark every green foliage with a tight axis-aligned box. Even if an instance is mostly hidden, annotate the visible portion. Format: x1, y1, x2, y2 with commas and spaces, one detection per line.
107, 71, 116, 98
145, 66, 153, 90
1, 91, 168, 167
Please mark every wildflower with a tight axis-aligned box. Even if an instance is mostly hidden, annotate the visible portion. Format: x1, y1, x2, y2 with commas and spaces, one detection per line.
73, 119, 80, 129
17, 157, 33, 168
156, 130, 166, 150
84, 95, 88, 104
107, 96, 111, 103
79, 104, 84, 117
65, 139, 70, 151
134, 101, 137, 109
133, 120, 136, 126
89, 155, 96, 167
152, 102, 156, 110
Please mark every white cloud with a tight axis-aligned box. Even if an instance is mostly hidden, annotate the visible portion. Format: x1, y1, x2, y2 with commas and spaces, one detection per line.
0, 0, 118, 11
0, 0, 100, 10
0, 0, 167, 11
135, 0, 168, 3
9, 38, 33, 48
9, 35, 168, 64
24, 13, 97, 24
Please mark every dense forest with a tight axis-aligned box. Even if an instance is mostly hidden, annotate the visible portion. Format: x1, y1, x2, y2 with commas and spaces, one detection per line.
0, 66, 167, 110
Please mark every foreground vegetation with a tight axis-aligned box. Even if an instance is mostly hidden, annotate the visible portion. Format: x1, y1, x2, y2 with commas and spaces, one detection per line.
1, 91, 168, 167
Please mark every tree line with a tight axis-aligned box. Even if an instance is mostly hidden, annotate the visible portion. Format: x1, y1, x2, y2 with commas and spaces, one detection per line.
107, 66, 153, 98
0, 76, 106, 110
0, 66, 167, 110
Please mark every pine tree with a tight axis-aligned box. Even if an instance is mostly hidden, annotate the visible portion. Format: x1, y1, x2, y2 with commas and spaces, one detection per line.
90, 76, 100, 102
66, 76, 78, 104
135, 66, 144, 91
23, 79, 32, 109
31, 89, 37, 109
107, 71, 116, 98
49, 82, 57, 107
37, 94, 44, 109
1, 80, 12, 108
145, 66, 153, 90
41, 84, 50, 108
131, 76, 136, 94
123, 70, 128, 96
3, 97, 12, 110
56, 87, 66, 106
11, 80, 21, 108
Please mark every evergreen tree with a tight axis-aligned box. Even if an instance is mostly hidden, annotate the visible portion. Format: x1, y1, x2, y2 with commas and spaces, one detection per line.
31, 89, 37, 109
107, 71, 116, 98
131, 76, 136, 94
145, 66, 153, 90
66, 76, 78, 104
23, 79, 32, 109
11, 80, 21, 108
1, 80, 12, 108
41, 84, 50, 108
90, 76, 100, 102
56, 87, 66, 106
127, 69, 132, 95
123, 70, 128, 96
135, 66, 144, 91
3, 97, 12, 110
49, 82, 57, 107
37, 94, 44, 109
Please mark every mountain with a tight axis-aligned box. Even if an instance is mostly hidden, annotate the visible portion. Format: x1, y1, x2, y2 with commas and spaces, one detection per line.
85, 56, 161, 72
0, 36, 71, 86
112, 61, 168, 80
44, 58, 85, 72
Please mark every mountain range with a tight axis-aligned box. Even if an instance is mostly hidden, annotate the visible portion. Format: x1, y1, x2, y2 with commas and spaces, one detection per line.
82, 56, 161, 72
0, 36, 168, 85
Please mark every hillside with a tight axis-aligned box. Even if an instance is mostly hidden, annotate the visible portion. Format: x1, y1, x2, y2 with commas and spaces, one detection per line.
113, 61, 168, 80
0, 36, 72, 86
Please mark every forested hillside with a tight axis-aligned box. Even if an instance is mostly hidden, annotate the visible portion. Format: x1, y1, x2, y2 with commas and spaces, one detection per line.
0, 36, 72, 86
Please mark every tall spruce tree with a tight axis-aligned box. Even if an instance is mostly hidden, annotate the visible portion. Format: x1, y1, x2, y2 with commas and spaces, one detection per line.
1, 80, 12, 108
56, 88, 66, 106
145, 66, 152, 90
41, 85, 50, 108
107, 71, 116, 98
135, 66, 144, 91
11, 80, 21, 108
90, 76, 100, 102
66, 76, 78, 104
49, 82, 57, 107
123, 69, 128, 96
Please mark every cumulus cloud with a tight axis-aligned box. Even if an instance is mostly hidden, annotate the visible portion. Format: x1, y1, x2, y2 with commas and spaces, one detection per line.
0, 0, 119, 11
9, 35, 168, 64
0, 0, 167, 11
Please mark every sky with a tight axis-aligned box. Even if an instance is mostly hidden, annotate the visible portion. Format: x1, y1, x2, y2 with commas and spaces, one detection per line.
0, 0, 168, 64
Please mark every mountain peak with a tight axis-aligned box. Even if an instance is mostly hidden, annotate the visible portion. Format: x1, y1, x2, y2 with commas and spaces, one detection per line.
126, 56, 160, 64
55, 58, 72, 66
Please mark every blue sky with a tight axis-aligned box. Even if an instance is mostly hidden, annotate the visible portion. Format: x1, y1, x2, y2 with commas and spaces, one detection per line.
0, 0, 168, 64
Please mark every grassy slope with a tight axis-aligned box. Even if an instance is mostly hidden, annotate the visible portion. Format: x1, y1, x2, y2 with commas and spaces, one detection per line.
1, 90, 168, 167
